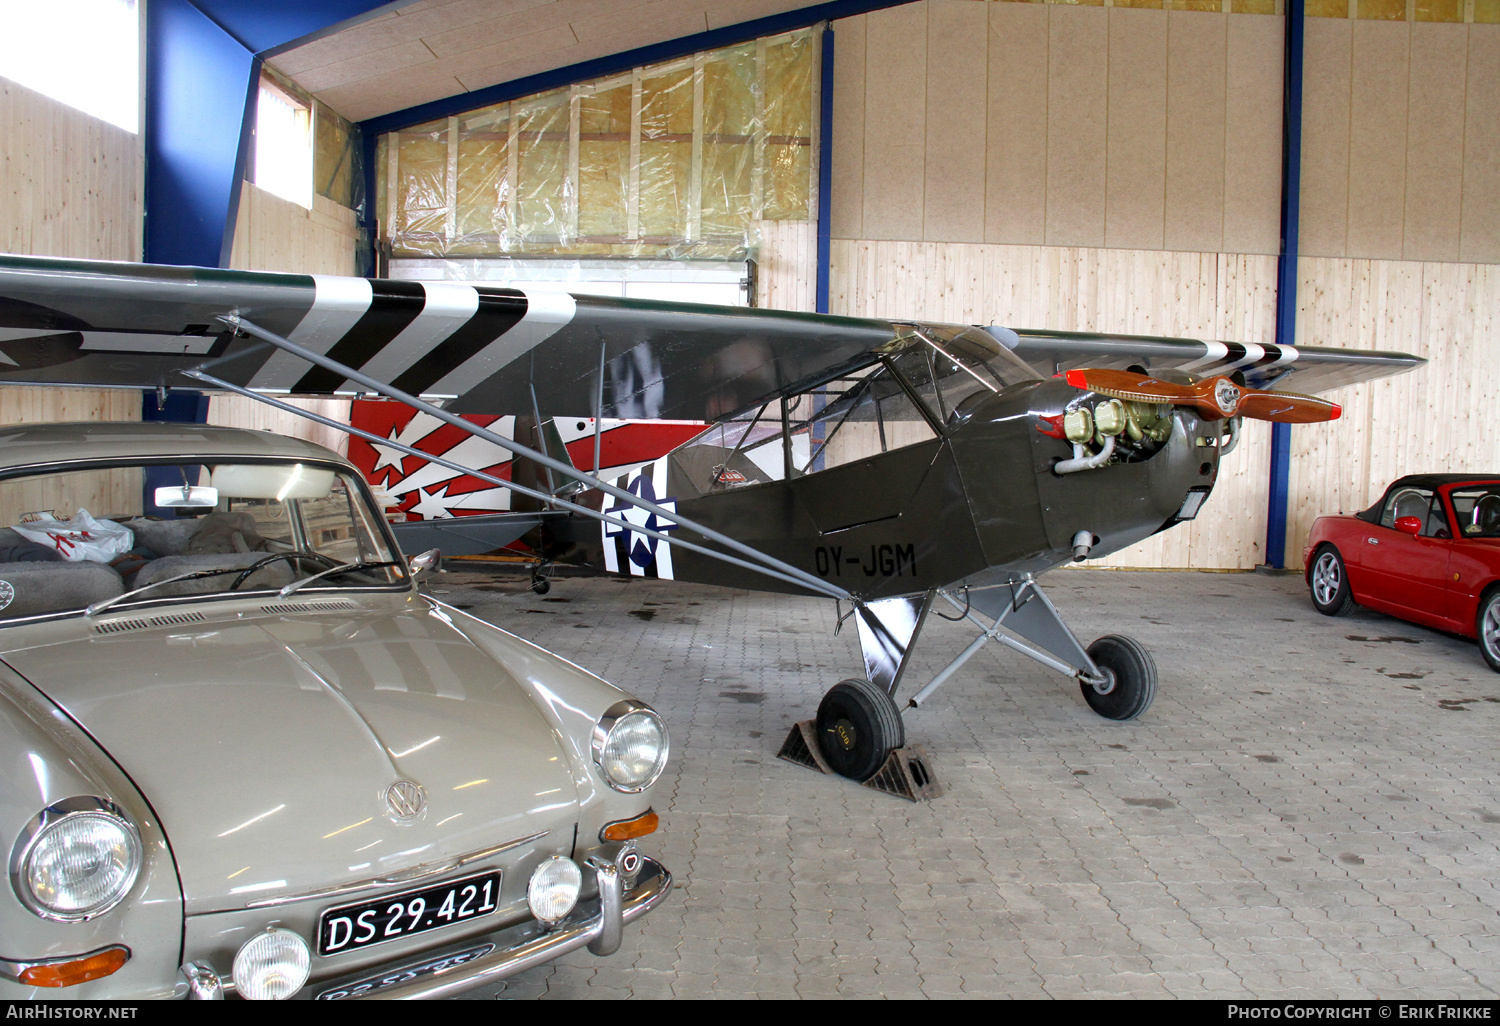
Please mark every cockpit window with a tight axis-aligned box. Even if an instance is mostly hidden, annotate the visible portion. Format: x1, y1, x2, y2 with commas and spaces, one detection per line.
0, 459, 404, 621
1450, 486, 1500, 538
672, 322, 1039, 493
884, 325, 1038, 423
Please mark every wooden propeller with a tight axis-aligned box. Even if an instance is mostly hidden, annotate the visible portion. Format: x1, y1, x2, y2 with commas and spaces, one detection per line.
1062, 368, 1341, 424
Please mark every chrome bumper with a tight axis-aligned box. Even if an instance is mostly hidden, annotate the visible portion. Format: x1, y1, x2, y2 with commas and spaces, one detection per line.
185, 856, 670, 1001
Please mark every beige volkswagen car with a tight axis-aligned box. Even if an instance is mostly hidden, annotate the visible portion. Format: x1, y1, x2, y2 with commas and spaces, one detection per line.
0, 421, 670, 1000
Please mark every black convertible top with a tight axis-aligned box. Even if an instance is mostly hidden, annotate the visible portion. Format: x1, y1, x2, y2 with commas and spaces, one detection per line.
1355, 474, 1500, 523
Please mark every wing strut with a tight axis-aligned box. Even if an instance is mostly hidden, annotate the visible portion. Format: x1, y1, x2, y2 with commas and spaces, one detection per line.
186, 367, 849, 600
198, 314, 853, 603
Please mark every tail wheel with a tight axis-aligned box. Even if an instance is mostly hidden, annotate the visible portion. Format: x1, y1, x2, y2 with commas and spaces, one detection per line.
815, 679, 905, 781
530, 576, 551, 596
1309, 545, 1355, 616
1479, 589, 1500, 674
1081, 635, 1157, 721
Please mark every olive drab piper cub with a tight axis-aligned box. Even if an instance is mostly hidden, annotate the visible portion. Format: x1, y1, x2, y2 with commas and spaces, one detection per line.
0, 255, 1424, 786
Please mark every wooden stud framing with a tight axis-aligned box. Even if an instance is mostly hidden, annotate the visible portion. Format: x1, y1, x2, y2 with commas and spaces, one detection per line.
690, 55, 706, 242
444, 115, 459, 248
628, 72, 643, 241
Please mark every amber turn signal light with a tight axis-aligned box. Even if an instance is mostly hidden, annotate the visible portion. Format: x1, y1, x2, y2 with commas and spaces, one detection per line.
601, 809, 658, 842
19, 946, 130, 987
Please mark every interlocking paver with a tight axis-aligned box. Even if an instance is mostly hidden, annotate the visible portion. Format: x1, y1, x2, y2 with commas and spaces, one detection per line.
442, 568, 1500, 1000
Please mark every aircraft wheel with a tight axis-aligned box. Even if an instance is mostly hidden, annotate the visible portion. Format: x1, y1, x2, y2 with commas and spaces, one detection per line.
1478, 589, 1500, 674
1081, 635, 1157, 721
1309, 545, 1355, 616
815, 678, 904, 781
530, 576, 551, 596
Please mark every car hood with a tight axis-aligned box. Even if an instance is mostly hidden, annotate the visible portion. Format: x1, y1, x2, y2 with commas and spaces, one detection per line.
0, 596, 580, 915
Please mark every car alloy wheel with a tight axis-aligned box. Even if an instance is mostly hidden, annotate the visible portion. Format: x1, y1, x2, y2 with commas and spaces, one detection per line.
1479, 591, 1500, 673
1310, 547, 1355, 616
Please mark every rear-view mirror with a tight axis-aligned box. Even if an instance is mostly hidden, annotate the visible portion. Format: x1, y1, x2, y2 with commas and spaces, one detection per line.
154, 485, 219, 508
1393, 515, 1422, 536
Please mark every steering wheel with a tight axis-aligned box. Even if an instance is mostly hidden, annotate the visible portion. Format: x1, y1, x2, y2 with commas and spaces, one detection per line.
228, 551, 339, 591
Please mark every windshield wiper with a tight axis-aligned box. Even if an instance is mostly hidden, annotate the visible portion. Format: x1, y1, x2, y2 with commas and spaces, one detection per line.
85, 566, 249, 618
276, 560, 404, 599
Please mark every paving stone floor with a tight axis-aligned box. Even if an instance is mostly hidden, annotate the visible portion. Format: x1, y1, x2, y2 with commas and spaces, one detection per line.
432, 566, 1500, 1000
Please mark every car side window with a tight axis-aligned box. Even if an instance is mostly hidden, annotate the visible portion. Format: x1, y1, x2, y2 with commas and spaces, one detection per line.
1381, 487, 1436, 534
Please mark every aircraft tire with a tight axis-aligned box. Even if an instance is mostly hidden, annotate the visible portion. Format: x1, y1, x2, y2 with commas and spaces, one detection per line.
1081, 635, 1157, 721
531, 577, 551, 596
815, 678, 905, 781
1309, 545, 1355, 616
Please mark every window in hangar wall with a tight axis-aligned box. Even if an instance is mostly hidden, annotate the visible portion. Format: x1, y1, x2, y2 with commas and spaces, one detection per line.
375, 25, 820, 279
0, 0, 139, 131
255, 69, 363, 213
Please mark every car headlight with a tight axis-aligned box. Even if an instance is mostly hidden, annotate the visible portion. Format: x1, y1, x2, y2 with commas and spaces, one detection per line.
527, 855, 582, 923
233, 927, 310, 1000
11, 797, 141, 921
591, 701, 668, 793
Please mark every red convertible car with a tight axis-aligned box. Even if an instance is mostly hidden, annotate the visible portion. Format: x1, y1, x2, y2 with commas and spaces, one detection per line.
1304, 474, 1500, 672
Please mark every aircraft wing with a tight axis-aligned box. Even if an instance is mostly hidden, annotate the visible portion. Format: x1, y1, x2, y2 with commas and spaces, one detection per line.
388, 511, 561, 558
0, 255, 895, 421
1001, 328, 1424, 393
0, 256, 1422, 425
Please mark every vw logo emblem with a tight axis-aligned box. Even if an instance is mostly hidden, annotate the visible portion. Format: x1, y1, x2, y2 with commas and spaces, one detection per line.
385, 780, 426, 820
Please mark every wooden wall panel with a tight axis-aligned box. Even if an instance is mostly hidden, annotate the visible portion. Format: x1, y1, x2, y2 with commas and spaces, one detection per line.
228, 183, 360, 276
830, 13, 867, 240
1166, 11, 1228, 254
1403, 24, 1467, 261
985, 1, 1049, 245
1105, 9, 1168, 251
0, 81, 142, 262
923, 0, 989, 243
757, 219, 816, 311
1046, 5, 1109, 248
1461, 26, 1500, 263
1223, 13, 1283, 255
1346, 21, 1410, 259
1300, 17, 1352, 258
1, 81, 143, 430
206, 396, 353, 457
861, 3, 928, 241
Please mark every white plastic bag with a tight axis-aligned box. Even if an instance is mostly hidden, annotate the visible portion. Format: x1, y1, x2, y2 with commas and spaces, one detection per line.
14, 509, 134, 563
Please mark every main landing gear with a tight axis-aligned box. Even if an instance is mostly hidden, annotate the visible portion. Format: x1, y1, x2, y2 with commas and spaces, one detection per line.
805, 577, 1157, 784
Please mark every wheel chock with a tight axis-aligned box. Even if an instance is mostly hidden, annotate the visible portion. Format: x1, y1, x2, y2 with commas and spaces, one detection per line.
776, 720, 943, 802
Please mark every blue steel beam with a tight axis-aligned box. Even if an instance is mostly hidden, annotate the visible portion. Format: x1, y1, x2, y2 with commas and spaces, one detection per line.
143, 1, 394, 269
1266, 0, 1305, 569
816, 24, 834, 315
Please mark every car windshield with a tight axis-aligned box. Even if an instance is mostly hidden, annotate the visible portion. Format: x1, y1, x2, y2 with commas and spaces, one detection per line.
1450, 485, 1500, 539
0, 458, 405, 621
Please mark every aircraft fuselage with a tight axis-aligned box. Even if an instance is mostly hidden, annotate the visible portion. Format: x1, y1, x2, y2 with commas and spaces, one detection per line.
537, 378, 1225, 599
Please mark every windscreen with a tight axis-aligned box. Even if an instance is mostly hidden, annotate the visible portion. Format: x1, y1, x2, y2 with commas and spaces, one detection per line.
1450, 485, 1500, 539
0, 460, 404, 621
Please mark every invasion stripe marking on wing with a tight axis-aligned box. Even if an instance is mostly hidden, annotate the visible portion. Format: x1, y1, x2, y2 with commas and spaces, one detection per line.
348, 282, 481, 390
1177, 340, 1228, 372
422, 290, 576, 400
392, 288, 527, 396
248, 275, 373, 390
294, 279, 427, 393
1261, 344, 1299, 371
1225, 343, 1266, 370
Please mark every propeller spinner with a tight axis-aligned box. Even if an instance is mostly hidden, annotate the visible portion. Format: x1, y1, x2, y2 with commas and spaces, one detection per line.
1062, 368, 1341, 424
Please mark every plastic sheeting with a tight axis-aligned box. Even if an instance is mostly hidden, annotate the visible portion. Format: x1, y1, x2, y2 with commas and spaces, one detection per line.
377, 27, 819, 262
